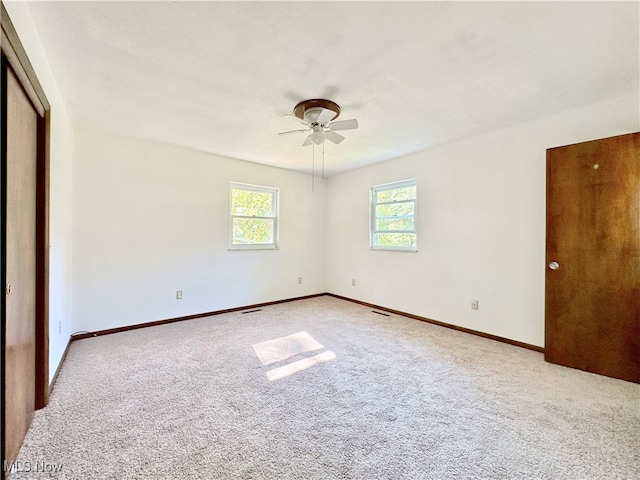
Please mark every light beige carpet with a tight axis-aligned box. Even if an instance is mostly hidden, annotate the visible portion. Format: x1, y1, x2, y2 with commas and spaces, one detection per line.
11, 296, 640, 479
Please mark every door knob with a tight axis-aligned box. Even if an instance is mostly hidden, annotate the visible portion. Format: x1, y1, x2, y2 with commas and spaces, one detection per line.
5, 283, 11, 295
548, 261, 559, 270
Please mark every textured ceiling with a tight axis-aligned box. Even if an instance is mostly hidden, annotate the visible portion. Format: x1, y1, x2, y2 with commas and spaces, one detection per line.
25, 1, 640, 176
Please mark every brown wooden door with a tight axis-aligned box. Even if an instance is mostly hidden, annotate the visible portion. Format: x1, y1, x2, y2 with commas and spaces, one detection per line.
545, 132, 640, 383
3, 64, 38, 463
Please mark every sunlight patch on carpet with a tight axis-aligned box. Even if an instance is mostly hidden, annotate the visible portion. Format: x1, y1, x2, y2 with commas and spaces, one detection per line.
252, 331, 324, 365
266, 351, 337, 381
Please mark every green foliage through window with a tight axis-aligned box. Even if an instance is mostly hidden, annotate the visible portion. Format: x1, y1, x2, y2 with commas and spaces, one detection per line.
375, 185, 416, 203
232, 218, 274, 244
231, 189, 273, 217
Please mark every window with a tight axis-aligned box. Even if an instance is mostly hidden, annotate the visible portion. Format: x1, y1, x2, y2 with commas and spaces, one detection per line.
370, 179, 417, 251
230, 182, 278, 249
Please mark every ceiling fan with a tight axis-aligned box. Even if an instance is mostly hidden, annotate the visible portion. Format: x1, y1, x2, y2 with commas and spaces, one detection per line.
278, 99, 358, 146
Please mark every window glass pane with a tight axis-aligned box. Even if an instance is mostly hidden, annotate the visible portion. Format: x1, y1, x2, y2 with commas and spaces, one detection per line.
376, 185, 416, 203
373, 232, 417, 249
232, 218, 274, 244
375, 202, 414, 231
231, 189, 273, 217
376, 217, 414, 231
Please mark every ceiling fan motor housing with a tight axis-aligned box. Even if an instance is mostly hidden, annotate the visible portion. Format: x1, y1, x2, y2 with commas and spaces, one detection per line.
294, 99, 341, 123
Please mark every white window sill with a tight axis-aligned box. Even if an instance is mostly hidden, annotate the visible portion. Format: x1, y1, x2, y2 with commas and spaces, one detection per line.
228, 245, 279, 251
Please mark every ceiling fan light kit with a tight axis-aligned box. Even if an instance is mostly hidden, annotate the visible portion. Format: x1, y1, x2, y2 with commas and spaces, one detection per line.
310, 129, 325, 145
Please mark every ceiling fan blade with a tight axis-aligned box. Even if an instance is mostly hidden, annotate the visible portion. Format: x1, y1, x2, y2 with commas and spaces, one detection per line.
278, 128, 309, 135
317, 107, 336, 125
302, 135, 312, 146
324, 130, 345, 144
327, 119, 358, 131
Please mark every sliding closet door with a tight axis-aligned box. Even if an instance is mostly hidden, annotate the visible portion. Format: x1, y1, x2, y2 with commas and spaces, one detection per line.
3, 62, 39, 464
545, 132, 640, 383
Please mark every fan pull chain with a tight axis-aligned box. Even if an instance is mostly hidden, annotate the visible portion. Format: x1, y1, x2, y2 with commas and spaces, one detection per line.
322, 142, 325, 180
312, 144, 315, 192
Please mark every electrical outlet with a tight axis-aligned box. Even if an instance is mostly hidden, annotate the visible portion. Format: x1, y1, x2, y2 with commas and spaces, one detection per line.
176, 291, 183, 300
58, 320, 62, 335
471, 299, 479, 310
298, 277, 302, 284
352, 279, 356, 286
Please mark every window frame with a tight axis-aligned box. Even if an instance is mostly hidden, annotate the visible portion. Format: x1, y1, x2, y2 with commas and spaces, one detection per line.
370, 178, 418, 252
229, 182, 279, 250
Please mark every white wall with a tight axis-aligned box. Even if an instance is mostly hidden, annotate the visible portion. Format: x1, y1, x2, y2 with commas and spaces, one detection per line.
326, 93, 639, 348
72, 129, 326, 332
5, 2, 75, 383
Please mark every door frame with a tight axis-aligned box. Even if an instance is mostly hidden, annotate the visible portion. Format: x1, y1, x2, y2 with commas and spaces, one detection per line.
1, 0, 51, 468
